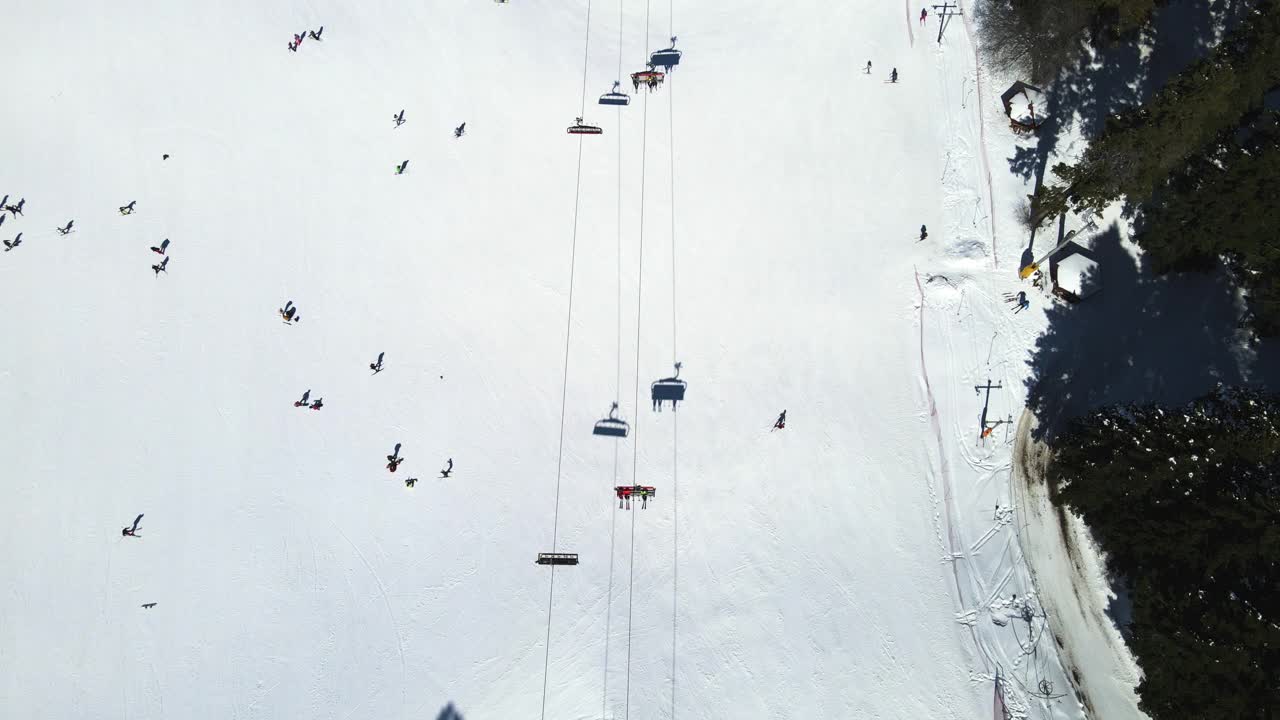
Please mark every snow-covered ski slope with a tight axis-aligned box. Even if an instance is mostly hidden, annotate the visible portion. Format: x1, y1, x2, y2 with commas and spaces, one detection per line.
1, 1, 1098, 719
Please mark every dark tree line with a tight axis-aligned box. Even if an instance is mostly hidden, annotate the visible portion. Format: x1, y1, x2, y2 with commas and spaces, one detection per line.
1048, 387, 1279, 720
1018, 0, 1280, 332
977, 0, 1159, 85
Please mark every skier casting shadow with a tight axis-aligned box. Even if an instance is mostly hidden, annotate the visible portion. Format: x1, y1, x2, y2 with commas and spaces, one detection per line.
122, 514, 144, 537
439, 458, 453, 478
370, 351, 385, 374
387, 443, 404, 472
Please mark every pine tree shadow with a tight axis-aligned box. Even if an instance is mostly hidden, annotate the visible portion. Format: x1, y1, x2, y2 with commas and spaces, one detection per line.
1024, 222, 1280, 440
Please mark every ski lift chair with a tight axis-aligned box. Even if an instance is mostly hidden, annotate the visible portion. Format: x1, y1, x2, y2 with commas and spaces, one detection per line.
599, 81, 631, 106
536, 552, 579, 566
649, 47, 682, 71
650, 362, 687, 411
631, 69, 665, 89
567, 117, 603, 135
593, 402, 630, 437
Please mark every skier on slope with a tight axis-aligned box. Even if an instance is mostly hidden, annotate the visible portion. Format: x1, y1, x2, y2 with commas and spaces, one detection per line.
121, 513, 144, 537
288, 41, 297, 52
865, 61, 872, 74
57, 220, 74, 235
890, 68, 899, 83
279, 300, 299, 323
5, 198, 25, 216
151, 256, 169, 276
454, 122, 466, 138
150, 239, 170, 255
920, 8, 928, 24
119, 200, 137, 215
309, 397, 324, 410
439, 458, 453, 478
387, 443, 404, 472
308, 26, 324, 41
394, 110, 406, 128
919, 225, 928, 242
405, 477, 418, 488
395, 159, 409, 175
294, 389, 311, 407
773, 410, 786, 431
3, 233, 22, 252
370, 351, 385, 374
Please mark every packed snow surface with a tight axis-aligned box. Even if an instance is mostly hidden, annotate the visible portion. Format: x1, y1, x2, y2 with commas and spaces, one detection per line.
1, 1, 1112, 719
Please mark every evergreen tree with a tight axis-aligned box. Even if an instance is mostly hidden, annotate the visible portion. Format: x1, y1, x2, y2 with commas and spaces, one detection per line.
1049, 387, 1280, 720
1036, 0, 1280, 219
1137, 112, 1280, 332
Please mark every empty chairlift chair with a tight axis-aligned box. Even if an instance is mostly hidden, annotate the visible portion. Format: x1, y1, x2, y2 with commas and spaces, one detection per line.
593, 402, 630, 438
599, 81, 631, 106
649, 38, 682, 72
650, 362, 687, 411
567, 116, 603, 135
536, 552, 579, 566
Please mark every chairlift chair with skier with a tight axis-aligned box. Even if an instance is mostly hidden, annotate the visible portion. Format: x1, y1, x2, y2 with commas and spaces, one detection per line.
599, 81, 631, 106
651, 362, 687, 411
567, 117, 603, 135
630, 67, 665, 92
592, 402, 630, 438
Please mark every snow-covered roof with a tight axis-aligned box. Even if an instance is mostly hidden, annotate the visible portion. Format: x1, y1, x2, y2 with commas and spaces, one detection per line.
1056, 253, 1101, 299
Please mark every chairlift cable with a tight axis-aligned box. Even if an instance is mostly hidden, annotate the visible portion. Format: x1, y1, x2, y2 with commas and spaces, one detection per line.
602, 1, 625, 717
666, 2, 681, 717
540, 3, 595, 720
624, 2, 652, 719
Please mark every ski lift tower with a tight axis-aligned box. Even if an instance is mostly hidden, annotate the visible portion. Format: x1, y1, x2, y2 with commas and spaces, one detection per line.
931, 1, 963, 43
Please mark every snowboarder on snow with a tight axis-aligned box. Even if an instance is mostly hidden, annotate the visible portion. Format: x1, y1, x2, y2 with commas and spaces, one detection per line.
387, 443, 404, 472
919, 225, 928, 242
119, 200, 137, 215
122, 513, 144, 537
395, 159, 409, 175
294, 389, 311, 407
394, 110, 406, 128
279, 300, 299, 323
370, 351, 385, 374
439, 458, 453, 478
308, 26, 324, 41
890, 68, 899, 83
150, 239, 170, 255
454, 122, 466, 138
151, 256, 169, 276
3, 233, 22, 252
57, 220, 74, 235
773, 410, 786, 431
309, 397, 324, 410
